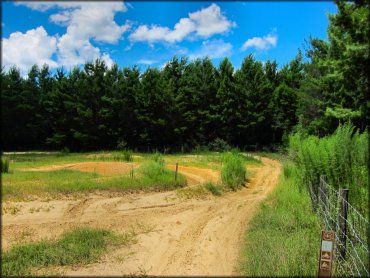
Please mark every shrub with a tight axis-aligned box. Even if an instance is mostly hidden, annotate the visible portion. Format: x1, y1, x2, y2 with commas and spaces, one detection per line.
208, 138, 231, 152
1, 157, 10, 173
221, 152, 246, 190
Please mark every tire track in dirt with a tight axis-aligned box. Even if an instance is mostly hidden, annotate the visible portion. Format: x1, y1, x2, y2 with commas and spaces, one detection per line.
2, 157, 281, 276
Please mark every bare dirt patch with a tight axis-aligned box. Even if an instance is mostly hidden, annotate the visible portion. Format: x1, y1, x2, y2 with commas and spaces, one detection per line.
19, 162, 139, 175
3, 157, 281, 276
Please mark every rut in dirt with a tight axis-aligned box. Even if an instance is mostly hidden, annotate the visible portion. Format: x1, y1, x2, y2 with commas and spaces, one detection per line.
2, 157, 281, 276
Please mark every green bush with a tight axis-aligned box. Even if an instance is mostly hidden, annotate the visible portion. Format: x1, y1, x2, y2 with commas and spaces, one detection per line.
1, 157, 10, 173
289, 123, 368, 215
208, 138, 231, 152
221, 152, 246, 190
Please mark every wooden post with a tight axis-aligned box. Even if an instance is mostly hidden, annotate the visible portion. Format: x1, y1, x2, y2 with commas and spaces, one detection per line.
175, 163, 178, 182
131, 165, 134, 178
338, 188, 349, 260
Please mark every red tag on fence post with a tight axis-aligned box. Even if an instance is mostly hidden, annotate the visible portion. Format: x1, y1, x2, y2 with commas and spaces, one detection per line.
318, 230, 335, 277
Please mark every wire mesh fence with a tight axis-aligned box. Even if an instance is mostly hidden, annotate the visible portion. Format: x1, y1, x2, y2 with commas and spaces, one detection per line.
308, 176, 369, 277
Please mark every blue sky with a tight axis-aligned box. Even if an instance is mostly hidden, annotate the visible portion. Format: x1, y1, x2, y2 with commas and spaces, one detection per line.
2, 1, 337, 74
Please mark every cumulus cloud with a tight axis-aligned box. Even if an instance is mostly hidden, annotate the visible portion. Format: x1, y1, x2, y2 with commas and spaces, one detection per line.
13, 2, 129, 68
51, 2, 129, 67
129, 3, 235, 44
2, 26, 58, 73
189, 39, 232, 60
241, 30, 278, 51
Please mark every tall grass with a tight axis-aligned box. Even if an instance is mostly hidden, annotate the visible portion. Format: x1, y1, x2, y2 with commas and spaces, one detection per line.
112, 150, 133, 162
1, 157, 10, 173
289, 123, 368, 215
241, 162, 321, 276
2, 228, 123, 276
221, 152, 246, 190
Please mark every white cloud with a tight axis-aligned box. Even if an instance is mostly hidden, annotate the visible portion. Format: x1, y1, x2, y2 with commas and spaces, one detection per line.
189, 39, 232, 60
137, 59, 158, 65
49, 11, 71, 26
129, 3, 235, 44
15, 2, 128, 68
241, 31, 278, 51
2, 26, 58, 73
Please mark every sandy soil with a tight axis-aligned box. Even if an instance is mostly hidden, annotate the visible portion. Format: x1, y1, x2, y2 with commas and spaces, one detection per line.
2, 157, 281, 276
19, 161, 220, 187
18, 162, 139, 176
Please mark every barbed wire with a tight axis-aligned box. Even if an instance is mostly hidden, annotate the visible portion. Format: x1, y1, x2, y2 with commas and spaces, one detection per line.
309, 176, 369, 277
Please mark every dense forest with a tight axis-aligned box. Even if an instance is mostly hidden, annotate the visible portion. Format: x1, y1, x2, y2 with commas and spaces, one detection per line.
1, 1, 368, 152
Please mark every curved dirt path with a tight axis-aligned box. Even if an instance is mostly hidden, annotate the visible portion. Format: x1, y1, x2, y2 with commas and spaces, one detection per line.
19, 162, 219, 186
2, 157, 281, 276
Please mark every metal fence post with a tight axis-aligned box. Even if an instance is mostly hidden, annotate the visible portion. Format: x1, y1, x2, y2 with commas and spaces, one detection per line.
338, 188, 349, 260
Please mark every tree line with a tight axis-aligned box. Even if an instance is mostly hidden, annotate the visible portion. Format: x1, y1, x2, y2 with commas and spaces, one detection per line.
1, 1, 368, 152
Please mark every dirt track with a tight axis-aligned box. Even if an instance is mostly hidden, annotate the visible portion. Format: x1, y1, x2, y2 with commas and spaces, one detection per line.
2, 157, 281, 276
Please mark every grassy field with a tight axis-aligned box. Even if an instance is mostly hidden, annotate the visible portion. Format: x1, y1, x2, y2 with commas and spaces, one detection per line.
241, 161, 321, 276
2, 152, 188, 201
2, 228, 126, 276
2, 151, 260, 201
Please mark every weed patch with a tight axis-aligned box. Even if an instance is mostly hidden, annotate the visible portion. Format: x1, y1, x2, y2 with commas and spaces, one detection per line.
2, 228, 126, 276
241, 162, 321, 276
221, 152, 246, 190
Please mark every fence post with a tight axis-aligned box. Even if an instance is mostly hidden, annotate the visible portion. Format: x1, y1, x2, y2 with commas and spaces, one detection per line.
175, 163, 178, 182
131, 165, 134, 178
338, 188, 349, 260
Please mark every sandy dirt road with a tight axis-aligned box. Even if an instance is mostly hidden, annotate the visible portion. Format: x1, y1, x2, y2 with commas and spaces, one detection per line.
2, 157, 281, 276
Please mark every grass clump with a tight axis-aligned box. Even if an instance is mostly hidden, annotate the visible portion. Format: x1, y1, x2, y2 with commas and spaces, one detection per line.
241, 162, 321, 276
1, 157, 10, 173
2, 228, 124, 276
221, 152, 246, 190
112, 150, 133, 162
204, 182, 222, 196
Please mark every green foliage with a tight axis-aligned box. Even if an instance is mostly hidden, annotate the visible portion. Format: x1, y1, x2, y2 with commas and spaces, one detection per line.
139, 161, 166, 179
1, 157, 10, 173
61, 146, 70, 154
116, 139, 127, 151
242, 162, 321, 276
221, 152, 246, 190
2, 228, 123, 276
298, 1, 369, 134
1, 1, 368, 151
112, 150, 133, 162
289, 123, 368, 215
204, 182, 222, 196
208, 138, 231, 152
151, 152, 165, 167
